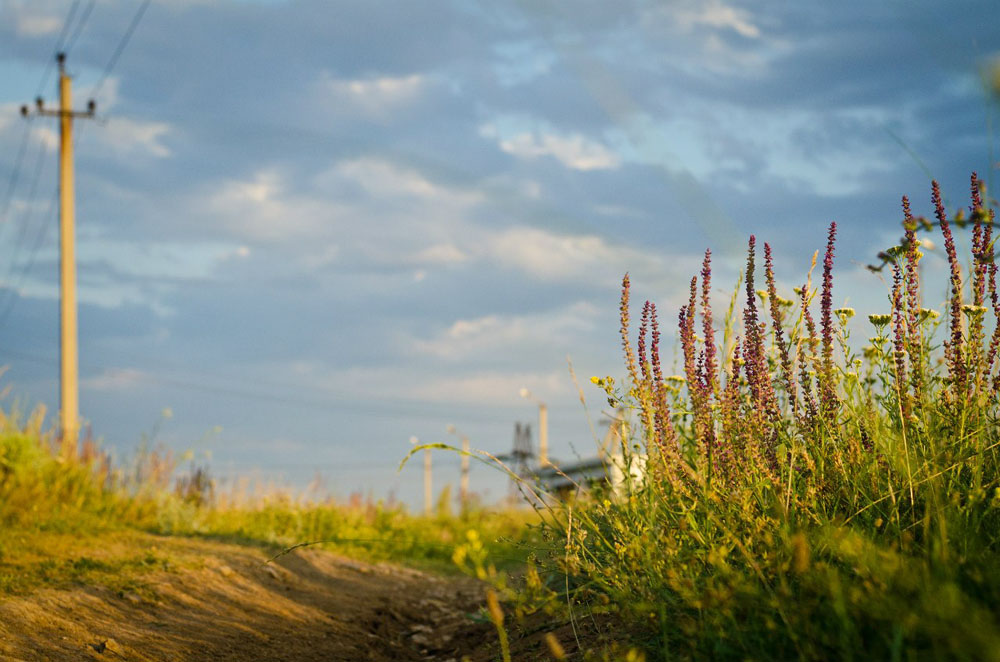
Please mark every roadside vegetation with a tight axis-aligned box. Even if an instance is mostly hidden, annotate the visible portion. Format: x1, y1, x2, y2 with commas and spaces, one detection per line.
494, 173, 1000, 661
0, 402, 533, 596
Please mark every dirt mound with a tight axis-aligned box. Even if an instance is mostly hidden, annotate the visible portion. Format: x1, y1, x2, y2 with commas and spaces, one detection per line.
0, 536, 496, 661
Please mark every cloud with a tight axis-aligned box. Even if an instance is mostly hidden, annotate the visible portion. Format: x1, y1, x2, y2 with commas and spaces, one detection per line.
413, 243, 468, 265
482, 226, 696, 289
31, 126, 58, 152
13, 12, 61, 37
483, 123, 621, 171
329, 157, 482, 207
98, 117, 173, 158
315, 72, 428, 118
205, 169, 347, 242
674, 1, 762, 39
414, 302, 599, 360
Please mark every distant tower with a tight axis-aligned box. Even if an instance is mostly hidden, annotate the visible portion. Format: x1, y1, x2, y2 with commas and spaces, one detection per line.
500, 422, 534, 502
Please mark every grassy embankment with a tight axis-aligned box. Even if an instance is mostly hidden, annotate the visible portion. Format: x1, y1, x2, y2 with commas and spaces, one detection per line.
0, 403, 534, 597
487, 174, 1000, 661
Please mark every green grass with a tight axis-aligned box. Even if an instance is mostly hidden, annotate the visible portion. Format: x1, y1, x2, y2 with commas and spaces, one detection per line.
0, 401, 535, 596
503, 174, 1000, 661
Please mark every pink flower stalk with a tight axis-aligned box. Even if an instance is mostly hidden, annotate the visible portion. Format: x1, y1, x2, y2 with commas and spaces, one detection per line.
933, 180, 967, 396
648, 303, 677, 450
638, 301, 651, 386
765, 242, 796, 413
621, 273, 640, 390
819, 222, 839, 421
902, 196, 923, 403
891, 263, 911, 419
798, 283, 820, 429
700, 249, 717, 397
742, 237, 778, 419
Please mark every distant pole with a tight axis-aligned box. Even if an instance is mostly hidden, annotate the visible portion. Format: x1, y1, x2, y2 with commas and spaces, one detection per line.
447, 424, 471, 510
538, 403, 548, 467
520, 388, 549, 466
424, 447, 432, 516
460, 435, 469, 506
22, 53, 96, 456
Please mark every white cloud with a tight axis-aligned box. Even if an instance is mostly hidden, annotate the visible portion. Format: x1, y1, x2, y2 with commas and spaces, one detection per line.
14, 12, 61, 37
483, 225, 692, 286
200, 158, 485, 265
487, 126, 621, 171
206, 169, 348, 241
31, 126, 58, 152
414, 302, 599, 360
316, 72, 427, 116
330, 157, 482, 207
99, 117, 172, 158
674, 1, 761, 38
413, 243, 468, 265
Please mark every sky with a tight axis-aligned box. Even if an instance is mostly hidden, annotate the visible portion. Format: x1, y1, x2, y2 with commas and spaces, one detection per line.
0, 0, 998, 507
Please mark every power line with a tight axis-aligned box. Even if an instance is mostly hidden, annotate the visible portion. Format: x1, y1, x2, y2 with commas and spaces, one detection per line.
90, 0, 153, 100
0, 189, 58, 328
0, 131, 54, 317
0, 120, 33, 238
35, 0, 83, 97
64, 0, 98, 56
0, 345, 518, 424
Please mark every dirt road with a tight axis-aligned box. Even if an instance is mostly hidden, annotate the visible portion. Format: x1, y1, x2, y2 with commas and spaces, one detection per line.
0, 535, 499, 661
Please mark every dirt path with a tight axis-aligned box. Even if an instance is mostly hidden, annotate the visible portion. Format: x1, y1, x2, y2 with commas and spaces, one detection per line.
0, 535, 498, 661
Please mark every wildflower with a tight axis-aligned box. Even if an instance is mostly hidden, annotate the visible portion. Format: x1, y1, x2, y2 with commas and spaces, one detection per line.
835, 307, 855, 326
819, 222, 839, 421
962, 304, 987, 318
765, 242, 796, 413
919, 308, 940, 322
884, 245, 906, 261
700, 249, 717, 396
934, 179, 968, 396
868, 314, 892, 327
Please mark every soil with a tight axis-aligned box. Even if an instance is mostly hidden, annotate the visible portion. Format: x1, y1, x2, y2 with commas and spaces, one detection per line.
0, 534, 504, 662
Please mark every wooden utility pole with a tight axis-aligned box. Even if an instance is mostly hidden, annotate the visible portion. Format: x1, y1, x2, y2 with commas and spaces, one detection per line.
447, 424, 471, 510
520, 388, 549, 466
424, 447, 432, 516
538, 402, 548, 467
21, 53, 95, 454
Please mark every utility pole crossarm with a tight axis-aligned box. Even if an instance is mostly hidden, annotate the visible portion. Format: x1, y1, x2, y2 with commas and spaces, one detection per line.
19, 52, 96, 454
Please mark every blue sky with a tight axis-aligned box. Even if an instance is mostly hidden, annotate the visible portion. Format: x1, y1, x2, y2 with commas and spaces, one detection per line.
0, 0, 998, 506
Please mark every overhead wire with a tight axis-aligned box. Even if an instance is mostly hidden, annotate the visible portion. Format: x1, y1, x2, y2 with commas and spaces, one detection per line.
0, 189, 58, 328
0, 345, 518, 424
0, 120, 33, 242
35, 0, 83, 97
63, 0, 98, 56
0, 129, 55, 319
90, 0, 153, 101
